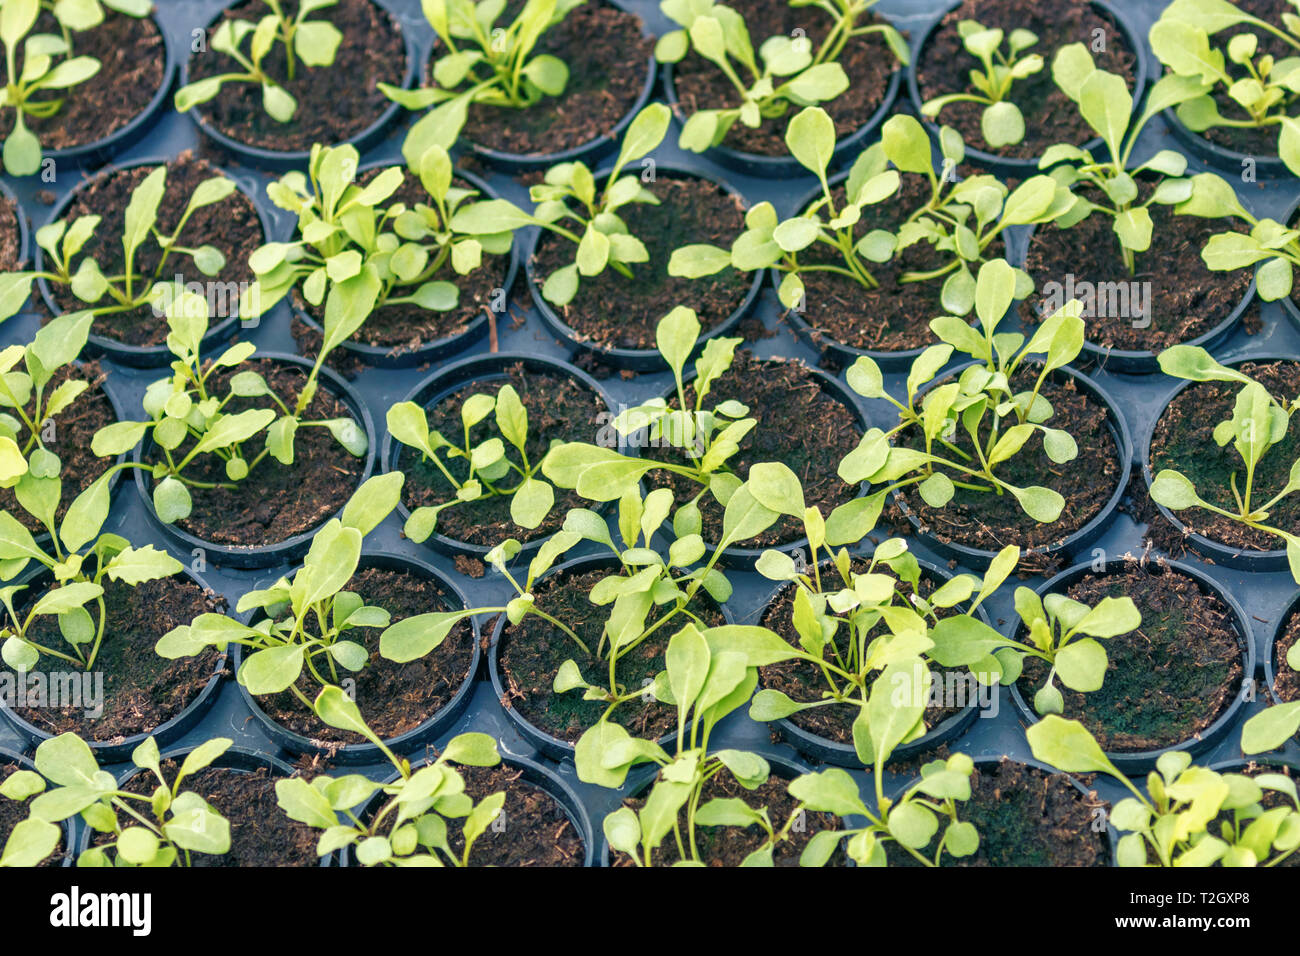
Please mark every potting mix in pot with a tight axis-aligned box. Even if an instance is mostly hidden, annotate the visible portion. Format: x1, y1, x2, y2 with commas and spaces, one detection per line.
0, 0, 1298, 890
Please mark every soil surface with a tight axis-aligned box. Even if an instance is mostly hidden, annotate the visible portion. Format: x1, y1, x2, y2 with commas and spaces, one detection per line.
1149, 361, 1300, 553
151, 360, 366, 548
643, 351, 863, 550
460, 2, 653, 157
498, 568, 726, 744
671, 0, 896, 157
532, 174, 751, 351
1019, 561, 1244, 752
0, 197, 20, 271
1, 576, 222, 744
897, 371, 1122, 553
0, 11, 165, 152
48, 154, 264, 348
1276, 609, 1299, 707
916, 0, 1137, 159
445, 763, 586, 866
398, 362, 605, 548
188, 0, 406, 152
0, 760, 63, 866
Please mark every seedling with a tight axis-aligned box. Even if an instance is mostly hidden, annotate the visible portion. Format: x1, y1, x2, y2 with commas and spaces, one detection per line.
382, 0, 583, 160
920, 20, 1043, 148
654, 0, 907, 153
1148, 345, 1300, 583
175, 0, 343, 123
0, 733, 231, 867
1029, 716, 1300, 867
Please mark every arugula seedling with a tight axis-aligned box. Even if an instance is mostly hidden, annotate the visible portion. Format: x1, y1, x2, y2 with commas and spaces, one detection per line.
1151, 0, 1300, 176
0, 733, 231, 867
382, 0, 583, 160
1030, 715, 1300, 866
1148, 345, 1300, 583
175, 0, 343, 123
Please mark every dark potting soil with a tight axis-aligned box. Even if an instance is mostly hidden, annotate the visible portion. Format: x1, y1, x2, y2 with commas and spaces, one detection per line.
0, 361, 116, 536
1018, 561, 1244, 752
916, 0, 1137, 160
760, 560, 973, 745
1276, 610, 1299, 707
670, 0, 895, 157
459, 2, 653, 157
0, 12, 165, 152
890, 759, 1110, 866
295, 170, 512, 356
795, 172, 1005, 353
611, 767, 846, 867
531, 174, 750, 351
254, 565, 475, 745
1150, 361, 1300, 553
0, 760, 63, 866
398, 363, 604, 548
48, 154, 265, 348
108, 762, 319, 867
446, 763, 585, 867
897, 372, 1122, 553
187, 0, 405, 152
151, 360, 365, 547
1024, 184, 1252, 354
1, 577, 222, 743
0, 197, 20, 271
644, 351, 863, 550
498, 568, 726, 744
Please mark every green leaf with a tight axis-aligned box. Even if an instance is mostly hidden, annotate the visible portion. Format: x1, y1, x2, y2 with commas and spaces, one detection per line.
881, 114, 932, 174
785, 106, 835, 180
1240, 702, 1300, 755
238, 644, 305, 695
1026, 715, 1121, 775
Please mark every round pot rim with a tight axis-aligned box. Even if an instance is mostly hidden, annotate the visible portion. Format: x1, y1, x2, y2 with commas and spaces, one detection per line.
0, 177, 29, 273
231, 549, 482, 763
178, 0, 417, 169
905, 0, 1149, 173
1274, 194, 1300, 331
524, 161, 765, 370
1005, 556, 1257, 771
1138, 352, 1300, 568
131, 351, 378, 568
1262, 589, 1300, 719
891, 361, 1134, 568
1161, 106, 1290, 174
0, 563, 227, 760
382, 350, 620, 562
34, 154, 275, 366
291, 163, 518, 367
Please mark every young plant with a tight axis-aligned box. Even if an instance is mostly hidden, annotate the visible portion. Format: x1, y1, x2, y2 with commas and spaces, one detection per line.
1148, 345, 1300, 583
449, 103, 671, 306
382, 0, 583, 159
0, 733, 231, 867
1151, 0, 1300, 176
175, 0, 343, 123
241, 143, 511, 327
671, 108, 1068, 316
1041, 44, 1212, 273
88, 291, 368, 526
274, 685, 508, 866
1029, 715, 1300, 867
920, 20, 1043, 148
653, 0, 907, 153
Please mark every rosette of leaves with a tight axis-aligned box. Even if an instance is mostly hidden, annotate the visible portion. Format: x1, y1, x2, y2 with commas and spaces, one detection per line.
175, 0, 344, 123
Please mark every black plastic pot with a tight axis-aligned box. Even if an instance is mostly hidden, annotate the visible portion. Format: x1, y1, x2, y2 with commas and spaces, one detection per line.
1277, 196, 1300, 336
488, 553, 735, 763
892, 363, 1132, 570
0, 744, 74, 867
1006, 557, 1256, 774
232, 550, 482, 765
178, 0, 416, 172
384, 351, 618, 563
292, 165, 518, 368
757, 555, 991, 768
132, 352, 378, 570
342, 750, 596, 867
0, 177, 29, 270
76, 744, 329, 866
1162, 108, 1291, 180
0, 564, 227, 765
661, 57, 902, 180
1262, 590, 1300, 740
524, 162, 765, 372
35, 156, 273, 369
1140, 353, 1297, 574
906, 0, 1148, 176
